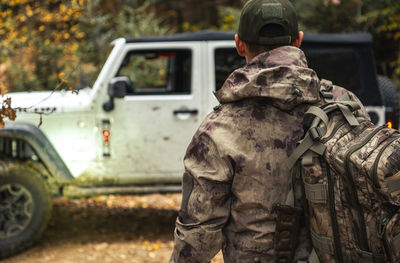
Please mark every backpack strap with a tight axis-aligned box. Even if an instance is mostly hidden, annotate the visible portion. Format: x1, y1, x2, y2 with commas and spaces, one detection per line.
297, 249, 320, 263
387, 179, 400, 195
337, 92, 351, 101
320, 101, 360, 127
320, 90, 334, 103
303, 181, 327, 204
287, 99, 361, 169
307, 249, 321, 263
304, 106, 329, 129
310, 229, 335, 255
394, 233, 400, 257
287, 132, 326, 169
385, 171, 400, 196
287, 104, 330, 169
309, 230, 386, 263
336, 103, 359, 126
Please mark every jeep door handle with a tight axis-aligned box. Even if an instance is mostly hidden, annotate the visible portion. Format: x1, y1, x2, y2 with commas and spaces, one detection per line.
173, 109, 198, 115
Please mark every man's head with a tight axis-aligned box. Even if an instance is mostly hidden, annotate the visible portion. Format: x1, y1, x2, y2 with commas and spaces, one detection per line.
235, 0, 303, 62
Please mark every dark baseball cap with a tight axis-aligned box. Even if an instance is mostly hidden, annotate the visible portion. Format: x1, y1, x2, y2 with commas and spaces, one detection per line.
238, 0, 299, 46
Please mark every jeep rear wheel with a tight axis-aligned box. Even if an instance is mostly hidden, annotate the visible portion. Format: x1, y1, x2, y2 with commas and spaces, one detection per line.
378, 75, 400, 129
0, 161, 52, 259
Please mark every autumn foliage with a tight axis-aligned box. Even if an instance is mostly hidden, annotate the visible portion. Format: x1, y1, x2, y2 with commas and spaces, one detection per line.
0, 0, 91, 92
363, 1, 400, 78
0, 82, 15, 127
0, 0, 399, 95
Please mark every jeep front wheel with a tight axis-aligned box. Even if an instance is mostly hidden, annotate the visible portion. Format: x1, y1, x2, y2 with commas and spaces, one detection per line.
0, 161, 52, 259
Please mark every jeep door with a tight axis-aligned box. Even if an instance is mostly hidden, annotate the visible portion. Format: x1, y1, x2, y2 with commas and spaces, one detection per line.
106, 43, 205, 184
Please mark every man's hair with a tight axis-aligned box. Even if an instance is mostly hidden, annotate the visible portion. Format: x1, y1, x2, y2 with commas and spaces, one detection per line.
244, 23, 297, 56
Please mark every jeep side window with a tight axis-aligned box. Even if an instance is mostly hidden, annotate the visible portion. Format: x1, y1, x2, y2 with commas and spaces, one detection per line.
214, 47, 362, 94
214, 48, 246, 91
116, 49, 192, 95
302, 48, 361, 93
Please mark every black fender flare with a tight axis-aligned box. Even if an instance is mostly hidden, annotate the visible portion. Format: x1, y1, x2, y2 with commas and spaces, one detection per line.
1, 122, 74, 181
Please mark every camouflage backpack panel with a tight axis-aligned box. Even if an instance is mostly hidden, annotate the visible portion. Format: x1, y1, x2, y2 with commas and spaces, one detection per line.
300, 113, 377, 263
323, 115, 390, 261
332, 119, 400, 261
289, 79, 400, 262
375, 139, 400, 261
385, 212, 400, 260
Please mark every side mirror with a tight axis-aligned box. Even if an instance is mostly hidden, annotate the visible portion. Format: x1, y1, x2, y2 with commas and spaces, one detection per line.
103, 77, 132, 112
108, 76, 131, 98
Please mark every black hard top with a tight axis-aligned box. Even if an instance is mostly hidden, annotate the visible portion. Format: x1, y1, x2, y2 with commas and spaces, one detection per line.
126, 30, 372, 44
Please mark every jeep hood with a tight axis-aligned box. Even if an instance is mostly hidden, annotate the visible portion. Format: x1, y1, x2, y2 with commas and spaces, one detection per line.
7, 88, 92, 113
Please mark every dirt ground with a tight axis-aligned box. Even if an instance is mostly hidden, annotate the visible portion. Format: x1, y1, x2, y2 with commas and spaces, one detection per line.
1, 193, 223, 263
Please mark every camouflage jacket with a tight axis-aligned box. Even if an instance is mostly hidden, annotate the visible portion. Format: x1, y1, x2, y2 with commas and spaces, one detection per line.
170, 46, 366, 263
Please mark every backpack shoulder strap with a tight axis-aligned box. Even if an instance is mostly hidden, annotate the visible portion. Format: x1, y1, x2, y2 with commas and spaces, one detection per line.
287, 104, 329, 169
287, 79, 363, 169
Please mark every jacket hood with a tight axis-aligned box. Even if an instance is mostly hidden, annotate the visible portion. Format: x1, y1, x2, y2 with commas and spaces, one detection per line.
215, 46, 320, 110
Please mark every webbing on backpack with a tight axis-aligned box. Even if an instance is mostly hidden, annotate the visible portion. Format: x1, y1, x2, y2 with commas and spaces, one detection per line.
310, 229, 334, 255
356, 249, 386, 263
286, 124, 325, 168
303, 181, 327, 204
394, 233, 400, 256
307, 249, 320, 263
287, 100, 361, 169
310, 230, 386, 263
297, 249, 320, 263
386, 171, 400, 195
387, 179, 400, 195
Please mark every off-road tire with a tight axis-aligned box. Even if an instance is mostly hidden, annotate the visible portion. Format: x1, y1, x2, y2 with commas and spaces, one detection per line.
378, 75, 400, 129
0, 160, 52, 259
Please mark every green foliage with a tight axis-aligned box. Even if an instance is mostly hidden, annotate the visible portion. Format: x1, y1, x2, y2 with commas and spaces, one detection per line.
76, 1, 173, 87
1, 0, 399, 92
293, 0, 363, 33
0, 0, 90, 92
362, 1, 400, 78
118, 53, 169, 91
113, 3, 172, 39
218, 6, 241, 31
292, 0, 400, 80
0, 0, 173, 92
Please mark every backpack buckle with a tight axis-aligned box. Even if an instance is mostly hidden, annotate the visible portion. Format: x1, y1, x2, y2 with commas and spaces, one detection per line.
378, 217, 390, 238
320, 90, 333, 100
309, 127, 322, 141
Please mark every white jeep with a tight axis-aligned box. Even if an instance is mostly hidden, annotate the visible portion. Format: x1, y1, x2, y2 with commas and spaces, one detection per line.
0, 31, 398, 258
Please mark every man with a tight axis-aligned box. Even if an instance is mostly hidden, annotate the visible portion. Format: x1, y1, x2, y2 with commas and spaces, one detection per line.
170, 0, 368, 262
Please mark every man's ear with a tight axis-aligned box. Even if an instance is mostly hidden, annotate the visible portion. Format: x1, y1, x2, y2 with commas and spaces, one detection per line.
235, 34, 246, 57
292, 31, 304, 48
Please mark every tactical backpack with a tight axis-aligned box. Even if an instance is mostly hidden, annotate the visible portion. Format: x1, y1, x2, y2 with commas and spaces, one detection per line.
287, 80, 400, 263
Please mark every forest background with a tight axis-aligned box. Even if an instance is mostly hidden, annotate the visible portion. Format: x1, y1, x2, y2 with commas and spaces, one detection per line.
0, 0, 399, 93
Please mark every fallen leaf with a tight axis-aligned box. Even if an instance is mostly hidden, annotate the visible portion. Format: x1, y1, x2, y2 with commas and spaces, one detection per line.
0, 82, 8, 96
152, 244, 159, 250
